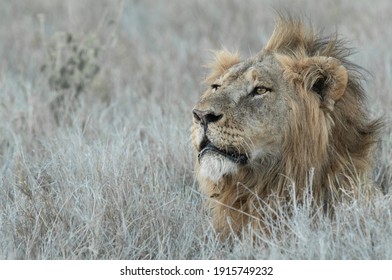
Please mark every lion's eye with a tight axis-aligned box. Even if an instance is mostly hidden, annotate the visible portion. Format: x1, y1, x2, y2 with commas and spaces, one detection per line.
251, 86, 271, 96
211, 84, 221, 92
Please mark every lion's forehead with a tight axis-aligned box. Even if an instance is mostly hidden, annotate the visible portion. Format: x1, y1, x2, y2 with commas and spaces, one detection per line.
219, 64, 278, 97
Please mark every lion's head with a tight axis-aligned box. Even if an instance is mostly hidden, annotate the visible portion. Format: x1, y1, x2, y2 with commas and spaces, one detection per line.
191, 16, 382, 237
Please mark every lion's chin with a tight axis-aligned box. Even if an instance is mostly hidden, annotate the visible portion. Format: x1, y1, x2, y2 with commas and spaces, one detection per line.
198, 155, 238, 182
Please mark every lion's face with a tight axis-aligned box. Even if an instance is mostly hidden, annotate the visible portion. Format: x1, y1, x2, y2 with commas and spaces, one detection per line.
192, 52, 292, 181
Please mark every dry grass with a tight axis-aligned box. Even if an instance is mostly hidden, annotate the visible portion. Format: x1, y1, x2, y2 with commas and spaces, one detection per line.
0, 0, 391, 259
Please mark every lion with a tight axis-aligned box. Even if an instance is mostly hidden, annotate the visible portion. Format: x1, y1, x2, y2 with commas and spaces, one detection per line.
191, 16, 382, 238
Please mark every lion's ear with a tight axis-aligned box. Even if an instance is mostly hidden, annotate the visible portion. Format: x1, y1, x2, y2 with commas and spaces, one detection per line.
205, 49, 240, 84
279, 55, 348, 102
301, 56, 348, 102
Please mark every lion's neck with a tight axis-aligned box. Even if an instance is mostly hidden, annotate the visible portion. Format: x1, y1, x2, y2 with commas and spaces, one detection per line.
200, 149, 373, 237
215, 145, 365, 205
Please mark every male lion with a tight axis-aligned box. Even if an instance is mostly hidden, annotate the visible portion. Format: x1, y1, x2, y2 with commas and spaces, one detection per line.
192, 16, 382, 238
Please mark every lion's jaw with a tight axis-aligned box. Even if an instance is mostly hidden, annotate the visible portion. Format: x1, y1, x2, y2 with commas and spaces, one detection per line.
198, 153, 238, 182
193, 127, 248, 182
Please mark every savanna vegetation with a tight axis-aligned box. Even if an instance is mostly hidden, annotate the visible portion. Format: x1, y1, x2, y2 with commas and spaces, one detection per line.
0, 0, 391, 259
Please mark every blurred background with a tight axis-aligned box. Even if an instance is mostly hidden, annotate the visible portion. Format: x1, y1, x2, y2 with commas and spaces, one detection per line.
1, 0, 392, 259
1, 0, 391, 106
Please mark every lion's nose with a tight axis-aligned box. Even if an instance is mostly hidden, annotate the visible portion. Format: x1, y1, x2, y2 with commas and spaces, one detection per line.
192, 109, 223, 126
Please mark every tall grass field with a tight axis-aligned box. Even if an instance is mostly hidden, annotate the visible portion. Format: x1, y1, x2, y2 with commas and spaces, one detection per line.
0, 0, 392, 259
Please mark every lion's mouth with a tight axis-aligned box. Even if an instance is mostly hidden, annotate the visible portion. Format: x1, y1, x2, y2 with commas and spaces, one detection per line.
198, 138, 248, 165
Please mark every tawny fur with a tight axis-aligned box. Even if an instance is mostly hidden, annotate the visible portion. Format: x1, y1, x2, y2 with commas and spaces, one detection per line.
192, 16, 382, 238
